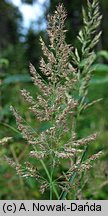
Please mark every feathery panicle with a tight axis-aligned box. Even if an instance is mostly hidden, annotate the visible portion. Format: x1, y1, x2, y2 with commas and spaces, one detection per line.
47, 4, 67, 49
29, 63, 51, 96
7, 1, 103, 200
71, 0, 102, 111
40, 4, 74, 84
29, 151, 46, 159
20, 89, 35, 105
10, 106, 37, 145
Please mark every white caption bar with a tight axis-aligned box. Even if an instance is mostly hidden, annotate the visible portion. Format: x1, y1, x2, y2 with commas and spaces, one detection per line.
0, 201, 108, 216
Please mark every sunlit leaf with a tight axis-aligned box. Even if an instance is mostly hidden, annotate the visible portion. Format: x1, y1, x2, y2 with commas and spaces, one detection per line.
3, 75, 32, 85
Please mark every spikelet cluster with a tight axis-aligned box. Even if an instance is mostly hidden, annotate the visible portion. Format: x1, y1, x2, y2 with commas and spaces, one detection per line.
7, 1, 103, 199
0, 137, 12, 145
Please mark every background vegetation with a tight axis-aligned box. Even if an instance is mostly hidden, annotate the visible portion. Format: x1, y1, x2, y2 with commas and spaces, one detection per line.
0, 0, 108, 199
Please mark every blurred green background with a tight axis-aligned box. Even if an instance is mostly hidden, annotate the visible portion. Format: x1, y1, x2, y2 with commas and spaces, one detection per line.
0, 0, 108, 199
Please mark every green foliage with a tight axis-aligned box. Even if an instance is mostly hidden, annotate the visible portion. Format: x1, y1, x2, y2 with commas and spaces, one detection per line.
0, 0, 22, 49
97, 50, 108, 61
0, 58, 9, 68
3, 74, 31, 85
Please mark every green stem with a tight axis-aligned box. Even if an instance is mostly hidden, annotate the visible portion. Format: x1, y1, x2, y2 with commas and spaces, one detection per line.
59, 146, 88, 200
50, 183, 53, 200
10, 146, 27, 199
0, 122, 21, 134
40, 160, 59, 199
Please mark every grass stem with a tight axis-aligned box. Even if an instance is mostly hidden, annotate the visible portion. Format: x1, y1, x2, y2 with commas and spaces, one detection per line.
59, 146, 88, 200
